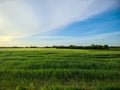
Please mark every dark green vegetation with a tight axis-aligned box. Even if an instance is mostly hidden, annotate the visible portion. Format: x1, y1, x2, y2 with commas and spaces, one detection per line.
0, 48, 120, 90
53, 44, 109, 50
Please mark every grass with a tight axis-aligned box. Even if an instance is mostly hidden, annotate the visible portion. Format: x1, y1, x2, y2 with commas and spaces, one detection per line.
0, 48, 120, 90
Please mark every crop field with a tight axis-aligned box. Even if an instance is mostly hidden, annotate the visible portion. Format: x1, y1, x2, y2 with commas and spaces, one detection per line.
0, 48, 120, 90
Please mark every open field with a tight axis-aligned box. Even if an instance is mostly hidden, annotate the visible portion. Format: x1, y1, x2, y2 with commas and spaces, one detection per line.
0, 48, 120, 90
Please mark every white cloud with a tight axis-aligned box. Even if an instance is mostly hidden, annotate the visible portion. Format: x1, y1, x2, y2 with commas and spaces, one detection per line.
0, 0, 119, 45
36, 36, 72, 39
0, 0, 41, 37
1, 32, 119, 47
65, 31, 120, 46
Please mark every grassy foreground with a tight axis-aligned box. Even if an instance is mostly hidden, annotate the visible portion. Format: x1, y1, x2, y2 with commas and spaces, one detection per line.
0, 48, 120, 90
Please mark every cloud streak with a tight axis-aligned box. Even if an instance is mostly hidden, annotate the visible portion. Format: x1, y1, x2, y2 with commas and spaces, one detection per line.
67, 31, 120, 46
0, 0, 120, 46
1, 1, 119, 35
0, 31, 120, 47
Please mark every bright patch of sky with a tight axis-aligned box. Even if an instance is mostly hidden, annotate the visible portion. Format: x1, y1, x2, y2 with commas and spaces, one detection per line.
0, 0, 120, 46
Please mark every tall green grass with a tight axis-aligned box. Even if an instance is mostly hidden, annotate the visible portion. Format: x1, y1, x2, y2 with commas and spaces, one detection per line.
0, 48, 120, 90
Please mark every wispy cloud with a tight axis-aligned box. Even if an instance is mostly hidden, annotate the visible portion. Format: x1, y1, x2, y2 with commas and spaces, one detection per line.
36, 36, 72, 39
0, 0, 120, 46
1, 31, 119, 47
66, 31, 120, 46
80, 31, 120, 40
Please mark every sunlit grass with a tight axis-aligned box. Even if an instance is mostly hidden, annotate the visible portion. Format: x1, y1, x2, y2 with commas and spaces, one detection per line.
0, 48, 120, 90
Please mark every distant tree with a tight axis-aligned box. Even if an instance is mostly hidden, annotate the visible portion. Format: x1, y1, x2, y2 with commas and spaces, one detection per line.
30, 46, 37, 48
45, 46, 50, 48
52, 46, 57, 48
69, 45, 75, 49
51, 44, 109, 50
103, 45, 109, 50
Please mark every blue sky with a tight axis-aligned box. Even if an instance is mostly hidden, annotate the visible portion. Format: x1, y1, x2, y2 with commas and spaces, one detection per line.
0, 0, 120, 46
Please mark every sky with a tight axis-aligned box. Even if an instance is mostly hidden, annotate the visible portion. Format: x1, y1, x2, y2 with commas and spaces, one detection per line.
0, 0, 120, 47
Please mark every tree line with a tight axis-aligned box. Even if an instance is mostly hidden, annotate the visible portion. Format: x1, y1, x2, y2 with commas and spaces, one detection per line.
1, 44, 120, 50
52, 44, 109, 50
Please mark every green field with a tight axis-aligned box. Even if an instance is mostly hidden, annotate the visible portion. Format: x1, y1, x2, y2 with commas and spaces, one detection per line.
0, 48, 120, 90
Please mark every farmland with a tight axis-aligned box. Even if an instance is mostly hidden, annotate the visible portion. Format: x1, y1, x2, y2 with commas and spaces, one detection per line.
0, 48, 120, 90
